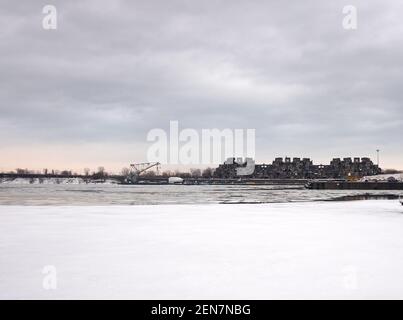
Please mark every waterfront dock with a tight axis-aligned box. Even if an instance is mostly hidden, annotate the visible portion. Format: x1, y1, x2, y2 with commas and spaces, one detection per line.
306, 181, 403, 190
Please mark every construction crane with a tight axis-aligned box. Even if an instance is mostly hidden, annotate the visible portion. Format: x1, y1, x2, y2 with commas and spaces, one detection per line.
128, 162, 160, 183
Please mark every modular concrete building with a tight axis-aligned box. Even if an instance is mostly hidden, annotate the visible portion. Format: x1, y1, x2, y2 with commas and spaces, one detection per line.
214, 157, 381, 179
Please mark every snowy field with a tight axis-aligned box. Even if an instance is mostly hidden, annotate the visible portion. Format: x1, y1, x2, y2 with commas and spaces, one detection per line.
1, 200, 403, 299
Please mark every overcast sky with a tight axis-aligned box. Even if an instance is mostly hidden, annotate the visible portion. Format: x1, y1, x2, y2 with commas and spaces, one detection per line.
1, 0, 402, 172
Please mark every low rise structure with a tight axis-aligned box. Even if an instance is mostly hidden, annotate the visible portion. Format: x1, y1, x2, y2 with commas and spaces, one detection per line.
214, 157, 381, 179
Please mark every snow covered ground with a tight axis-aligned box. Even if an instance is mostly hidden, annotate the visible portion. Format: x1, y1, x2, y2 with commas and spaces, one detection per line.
1, 200, 403, 299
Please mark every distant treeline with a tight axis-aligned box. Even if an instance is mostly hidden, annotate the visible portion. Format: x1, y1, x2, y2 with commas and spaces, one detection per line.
2, 167, 111, 180
1, 167, 216, 179
1, 166, 401, 180
382, 169, 403, 174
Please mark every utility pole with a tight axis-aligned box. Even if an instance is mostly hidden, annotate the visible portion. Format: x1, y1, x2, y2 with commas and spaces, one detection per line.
376, 149, 380, 167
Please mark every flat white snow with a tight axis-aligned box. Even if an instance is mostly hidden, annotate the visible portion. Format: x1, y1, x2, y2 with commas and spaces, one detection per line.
1, 200, 403, 299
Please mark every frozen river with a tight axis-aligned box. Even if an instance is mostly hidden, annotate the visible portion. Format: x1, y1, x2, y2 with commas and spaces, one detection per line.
0, 184, 402, 205
1, 183, 403, 299
1, 200, 403, 299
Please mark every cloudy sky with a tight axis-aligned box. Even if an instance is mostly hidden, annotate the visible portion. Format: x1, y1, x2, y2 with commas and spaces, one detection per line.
1, 0, 402, 172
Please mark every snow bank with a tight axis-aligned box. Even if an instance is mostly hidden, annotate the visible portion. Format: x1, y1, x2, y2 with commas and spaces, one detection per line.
1, 200, 403, 299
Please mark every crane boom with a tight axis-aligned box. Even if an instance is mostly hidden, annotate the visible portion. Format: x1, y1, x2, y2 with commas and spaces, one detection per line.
127, 162, 160, 183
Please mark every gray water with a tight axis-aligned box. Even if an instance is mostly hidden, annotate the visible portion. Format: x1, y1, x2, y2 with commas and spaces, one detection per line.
0, 184, 401, 205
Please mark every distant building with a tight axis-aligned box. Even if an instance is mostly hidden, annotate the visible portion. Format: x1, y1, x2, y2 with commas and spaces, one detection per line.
213, 157, 381, 179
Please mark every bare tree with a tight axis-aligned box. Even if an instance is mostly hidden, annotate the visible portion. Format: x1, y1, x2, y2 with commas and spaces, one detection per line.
121, 167, 130, 177
61, 170, 72, 176
190, 168, 201, 178
202, 167, 214, 178
92, 166, 106, 179
16, 168, 26, 175
162, 170, 173, 177
143, 170, 156, 177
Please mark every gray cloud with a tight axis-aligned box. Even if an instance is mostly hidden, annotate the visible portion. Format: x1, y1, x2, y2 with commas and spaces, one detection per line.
0, 0, 402, 170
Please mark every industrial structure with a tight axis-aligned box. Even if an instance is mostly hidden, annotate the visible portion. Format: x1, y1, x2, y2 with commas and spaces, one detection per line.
214, 157, 381, 180
127, 162, 160, 183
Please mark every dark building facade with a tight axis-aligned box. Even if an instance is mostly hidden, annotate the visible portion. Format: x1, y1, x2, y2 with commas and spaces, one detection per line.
214, 157, 381, 179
